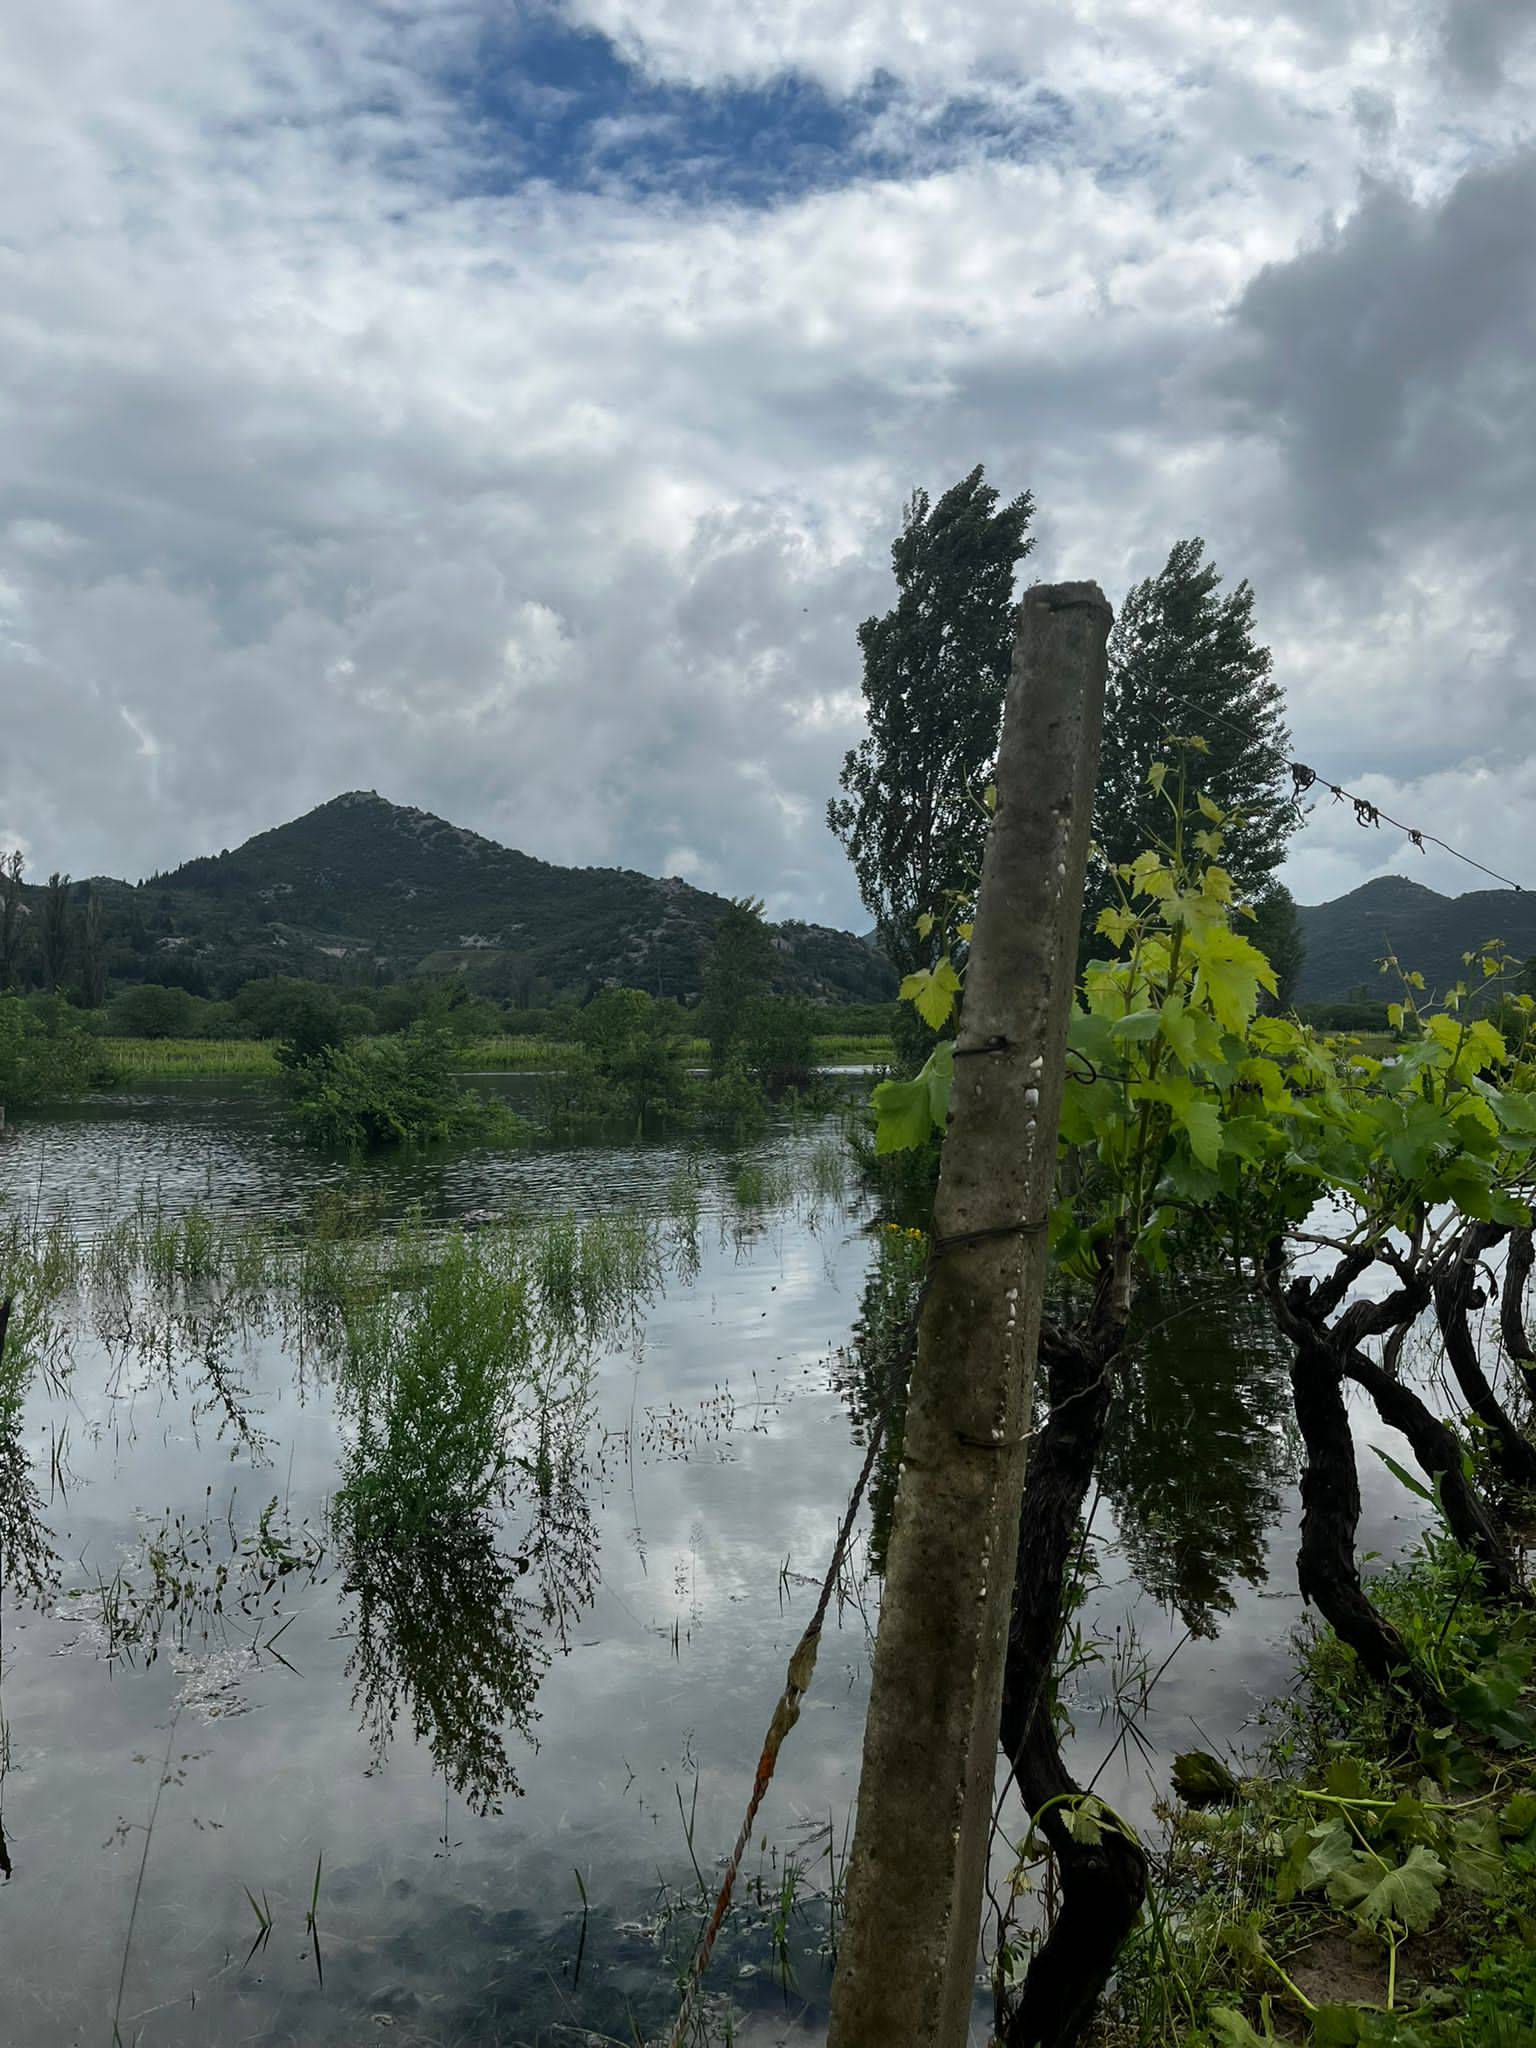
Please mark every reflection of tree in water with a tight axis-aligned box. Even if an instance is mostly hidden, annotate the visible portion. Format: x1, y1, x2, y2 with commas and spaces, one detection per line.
0, 1296, 58, 1606
335, 1457, 597, 1817
1097, 1283, 1297, 1638
830, 1226, 927, 1575
329, 1229, 601, 1815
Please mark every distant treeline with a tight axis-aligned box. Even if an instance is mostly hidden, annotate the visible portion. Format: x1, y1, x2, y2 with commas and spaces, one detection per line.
1, 973, 902, 1045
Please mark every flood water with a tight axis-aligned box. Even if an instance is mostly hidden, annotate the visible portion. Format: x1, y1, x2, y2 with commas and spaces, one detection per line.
0, 1079, 1439, 2046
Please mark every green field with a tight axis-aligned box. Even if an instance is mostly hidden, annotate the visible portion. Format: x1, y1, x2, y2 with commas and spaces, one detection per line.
94, 1033, 895, 1079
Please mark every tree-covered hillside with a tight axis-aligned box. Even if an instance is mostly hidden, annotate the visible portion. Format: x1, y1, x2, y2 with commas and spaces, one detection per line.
1296, 874, 1536, 1003
17, 793, 895, 1004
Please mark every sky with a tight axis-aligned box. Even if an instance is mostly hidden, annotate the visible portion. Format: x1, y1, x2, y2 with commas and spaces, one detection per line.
2, 0, 1534, 928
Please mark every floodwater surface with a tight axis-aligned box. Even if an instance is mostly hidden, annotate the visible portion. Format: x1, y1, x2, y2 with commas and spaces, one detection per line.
0, 1081, 1439, 2045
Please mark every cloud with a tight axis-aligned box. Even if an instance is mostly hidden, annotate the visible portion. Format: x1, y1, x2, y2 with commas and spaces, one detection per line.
2, 0, 1535, 928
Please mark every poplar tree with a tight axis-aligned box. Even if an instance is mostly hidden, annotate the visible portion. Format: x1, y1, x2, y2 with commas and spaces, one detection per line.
828, 466, 1034, 982
698, 897, 774, 1072
0, 851, 25, 990
1088, 539, 1296, 947
40, 872, 72, 995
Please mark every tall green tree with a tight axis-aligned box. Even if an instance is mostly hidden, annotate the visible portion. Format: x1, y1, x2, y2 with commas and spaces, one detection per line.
698, 898, 774, 1072
1088, 538, 1294, 942
1250, 881, 1304, 1010
40, 872, 71, 995
828, 466, 1034, 982
0, 851, 25, 990
78, 884, 108, 1008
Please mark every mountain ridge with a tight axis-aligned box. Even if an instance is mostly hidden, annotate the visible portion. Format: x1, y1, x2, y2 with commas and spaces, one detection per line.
58, 791, 897, 1004
1295, 873, 1536, 1003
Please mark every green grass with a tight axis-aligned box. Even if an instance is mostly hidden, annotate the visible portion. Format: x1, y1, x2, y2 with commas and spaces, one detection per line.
99, 1036, 282, 1076
1090, 1528, 1536, 2047
91, 1032, 895, 1079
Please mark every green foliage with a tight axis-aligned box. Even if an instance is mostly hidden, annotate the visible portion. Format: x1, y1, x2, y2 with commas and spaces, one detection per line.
576, 987, 692, 1126
0, 992, 108, 1110
1110, 1534, 1536, 2048
284, 1023, 522, 1149
873, 753, 1536, 1274
741, 993, 818, 1087
1088, 538, 1293, 943
828, 465, 1034, 981
232, 974, 348, 1046
699, 898, 775, 1071
106, 981, 199, 1038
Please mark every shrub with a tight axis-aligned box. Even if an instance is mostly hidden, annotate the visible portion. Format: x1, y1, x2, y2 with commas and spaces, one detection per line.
0, 994, 110, 1111
742, 994, 817, 1087
284, 1024, 523, 1149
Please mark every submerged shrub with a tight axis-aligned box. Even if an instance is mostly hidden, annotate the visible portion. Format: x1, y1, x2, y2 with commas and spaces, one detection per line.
283, 1022, 523, 1149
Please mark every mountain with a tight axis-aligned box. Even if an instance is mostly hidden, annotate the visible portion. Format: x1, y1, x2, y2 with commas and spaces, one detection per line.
73, 793, 897, 1004
1295, 875, 1536, 1004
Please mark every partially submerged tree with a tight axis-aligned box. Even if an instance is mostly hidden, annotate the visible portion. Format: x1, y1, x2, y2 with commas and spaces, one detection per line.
1089, 539, 1294, 943
698, 898, 774, 1073
829, 466, 1034, 984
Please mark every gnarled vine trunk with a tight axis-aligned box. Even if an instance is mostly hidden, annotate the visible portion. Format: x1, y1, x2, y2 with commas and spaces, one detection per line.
1499, 1226, 1536, 1403
1434, 1224, 1536, 1492
997, 1312, 1145, 2048
1288, 1331, 1438, 1706
1342, 1343, 1525, 1605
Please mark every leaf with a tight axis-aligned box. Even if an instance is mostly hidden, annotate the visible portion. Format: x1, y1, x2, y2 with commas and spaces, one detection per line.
871, 1076, 933, 1155
1110, 1008, 1163, 1043
1447, 1811, 1504, 1892
1146, 760, 1168, 793
1372, 1446, 1436, 1506
1326, 1844, 1446, 1931
1181, 1099, 1224, 1170
1301, 1818, 1360, 1892
1311, 2008, 1366, 2048
1173, 1750, 1239, 1805
1061, 1797, 1104, 1845
1158, 998, 1201, 1068
1197, 793, 1224, 823
920, 1041, 953, 1129
1209, 2012, 1270, 2048
899, 957, 961, 1030
1323, 1756, 1370, 1801
914, 912, 935, 939
1499, 1790, 1536, 1840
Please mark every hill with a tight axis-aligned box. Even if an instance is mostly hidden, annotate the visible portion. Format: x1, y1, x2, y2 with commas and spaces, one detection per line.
1295, 875, 1536, 1004
58, 793, 896, 1004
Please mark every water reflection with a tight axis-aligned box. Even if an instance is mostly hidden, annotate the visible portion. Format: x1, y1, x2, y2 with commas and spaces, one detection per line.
1097, 1283, 1297, 1638
339, 1501, 550, 1816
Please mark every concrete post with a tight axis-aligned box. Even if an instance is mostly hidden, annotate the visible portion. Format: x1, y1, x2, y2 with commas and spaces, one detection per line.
827, 582, 1110, 2047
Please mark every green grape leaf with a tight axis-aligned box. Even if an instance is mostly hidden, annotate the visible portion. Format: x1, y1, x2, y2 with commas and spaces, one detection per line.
1109, 1009, 1163, 1043
1326, 1843, 1445, 1930
871, 1077, 933, 1155
899, 957, 961, 1030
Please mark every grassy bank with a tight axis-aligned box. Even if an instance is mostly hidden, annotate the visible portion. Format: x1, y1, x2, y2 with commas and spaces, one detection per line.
1087, 1530, 1536, 2047
93, 1032, 895, 1079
